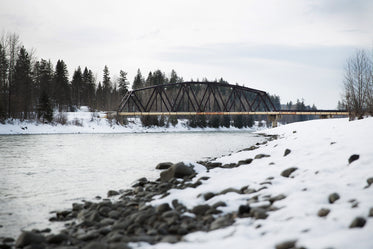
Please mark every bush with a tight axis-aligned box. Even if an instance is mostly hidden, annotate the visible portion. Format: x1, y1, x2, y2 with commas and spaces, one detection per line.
54, 112, 68, 125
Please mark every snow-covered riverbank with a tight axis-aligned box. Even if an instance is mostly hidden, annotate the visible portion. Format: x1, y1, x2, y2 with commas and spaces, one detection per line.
142, 117, 373, 249
0, 108, 260, 135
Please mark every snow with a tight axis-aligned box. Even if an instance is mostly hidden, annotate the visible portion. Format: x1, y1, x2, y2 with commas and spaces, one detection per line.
137, 117, 373, 249
0, 107, 263, 134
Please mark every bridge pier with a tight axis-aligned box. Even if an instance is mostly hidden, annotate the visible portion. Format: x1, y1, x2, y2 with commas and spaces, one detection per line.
268, 114, 281, 128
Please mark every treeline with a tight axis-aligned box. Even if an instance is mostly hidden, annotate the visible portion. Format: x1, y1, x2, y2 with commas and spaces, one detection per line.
0, 33, 131, 122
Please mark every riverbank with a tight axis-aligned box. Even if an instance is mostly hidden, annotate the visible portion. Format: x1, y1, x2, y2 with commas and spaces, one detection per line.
2, 117, 373, 249
0, 108, 262, 135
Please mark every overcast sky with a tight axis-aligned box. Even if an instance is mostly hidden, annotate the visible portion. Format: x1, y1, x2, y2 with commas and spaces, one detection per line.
1, 0, 372, 109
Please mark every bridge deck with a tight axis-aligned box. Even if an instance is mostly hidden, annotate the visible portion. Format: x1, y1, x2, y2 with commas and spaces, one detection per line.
113, 111, 349, 116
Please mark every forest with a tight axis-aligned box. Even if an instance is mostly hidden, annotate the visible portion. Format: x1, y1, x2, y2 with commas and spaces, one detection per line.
0, 33, 317, 127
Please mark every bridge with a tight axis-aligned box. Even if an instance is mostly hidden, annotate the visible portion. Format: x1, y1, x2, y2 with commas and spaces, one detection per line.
111, 81, 348, 127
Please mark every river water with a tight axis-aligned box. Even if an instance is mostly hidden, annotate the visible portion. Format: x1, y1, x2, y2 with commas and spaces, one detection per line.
0, 131, 264, 238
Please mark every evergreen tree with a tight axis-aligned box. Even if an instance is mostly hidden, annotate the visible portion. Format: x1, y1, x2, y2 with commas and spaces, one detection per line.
152, 69, 166, 85
118, 70, 129, 95
132, 69, 144, 90
102, 65, 112, 110
233, 115, 243, 128
96, 82, 104, 110
169, 69, 183, 84
71, 66, 83, 106
37, 90, 53, 123
14, 47, 33, 119
54, 59, 70, 110
82, 67, 96, 108
0, 43, 8, 119
222, 115, 230, 128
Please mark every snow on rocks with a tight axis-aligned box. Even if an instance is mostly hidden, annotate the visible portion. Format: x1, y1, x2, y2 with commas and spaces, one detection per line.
144, 118, 373, 249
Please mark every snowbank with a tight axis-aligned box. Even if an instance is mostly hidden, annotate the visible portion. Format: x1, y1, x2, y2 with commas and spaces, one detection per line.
139, 117, 373, 249
0, 108, 264, 135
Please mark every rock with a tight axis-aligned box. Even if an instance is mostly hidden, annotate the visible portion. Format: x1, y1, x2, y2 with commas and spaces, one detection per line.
160, 162, 195, 182
108, 243, 131, 249
160, 235, 179, 243
366, 177, 373, 188
83, 242, 108, 249
23, 244, 46, 249
46, 233, 68, 244
108, 210, 121, 219
317, 208, 330, 217
349, 217, 366, 228
212, 201, 227, 209
328, 193, 340, 204
254, 154, 270, 159
131, 177, 148, 187
275, 240, 297, 249
250, 208, 268, 219
238, 205, 251, 217
156, 162, 173, 170
281, 167, 298, 178
219, 188, 241, 195
369, 207, 373, 217
210, 215, 234, 230
284, 149, 291, 157
77, 230, 100, 241
16, 231, 46, 248
192, 205, 210, 216
348, 154, 360, 164
107, 190, 120, 197
269, 194, 286, 203
156, 203, 172, 213
237, 158, 253, 166
203, 192, 215, 201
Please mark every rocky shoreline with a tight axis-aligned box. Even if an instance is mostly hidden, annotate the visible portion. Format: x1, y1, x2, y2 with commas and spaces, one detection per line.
1, 135, 289, 249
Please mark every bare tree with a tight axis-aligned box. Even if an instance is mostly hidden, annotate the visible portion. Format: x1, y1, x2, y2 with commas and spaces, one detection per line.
343, 49, 372, 119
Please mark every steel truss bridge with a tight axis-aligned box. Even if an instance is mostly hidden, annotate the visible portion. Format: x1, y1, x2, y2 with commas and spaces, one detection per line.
111, 81, 348, 126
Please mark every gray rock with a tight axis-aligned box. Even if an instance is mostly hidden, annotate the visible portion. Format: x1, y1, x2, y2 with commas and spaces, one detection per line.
108, 210, 121, 219
161, 235, 179, 244
284, 149, 291, 157
156, 203, 172, 213
212, 201, 227, 209
46, 233, 68, 244
77, 230, 100, 241
210, 215, 234, 230
237, 158, 253, 166
83, 242, 108, 249
348, 154, 359, 164
156, 162, 173, 170
192, 205, 210, 216
328, 193, 340, 204
250, 208, 268, 219
24, 244, 46, 249
275, 240, 297, 249
269, 194, 286, 203
366, 177, 373, 188
107, 190, 120, 197
203, 192, 215, 201
369, 207, 373, 217
16, 231, 46, 248
238, 205, 251, 217
349, 217, 366, 228
281, 167, 298, 178
317, 208, 330, 217
219, 188, 241, 195
254, 154, 270, 159
160, 162, 195, 182
108, 243, 131, 249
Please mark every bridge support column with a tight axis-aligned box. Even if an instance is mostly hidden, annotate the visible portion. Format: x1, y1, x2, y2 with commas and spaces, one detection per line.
319, 114, 332, 119
268, 114, 281, 128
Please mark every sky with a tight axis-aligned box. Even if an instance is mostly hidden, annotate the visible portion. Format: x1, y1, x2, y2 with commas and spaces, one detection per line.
0, 0, 372, 109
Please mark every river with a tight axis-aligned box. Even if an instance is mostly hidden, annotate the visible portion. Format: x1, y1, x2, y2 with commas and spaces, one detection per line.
0, 131, 264, 238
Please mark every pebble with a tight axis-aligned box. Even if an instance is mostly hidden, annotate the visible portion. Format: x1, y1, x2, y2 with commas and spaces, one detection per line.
281, 167, 298, 178
275, 240, 297, 249
283, 149, 291, 157
156, 162, 173, 170
107, 190, 119, 197
348, 154, 360, 164
369, 207, 373, 217
254, 154, 271, 159
349, 217, 366, 228
328, 193, 340, 204
317, 208, 330, 217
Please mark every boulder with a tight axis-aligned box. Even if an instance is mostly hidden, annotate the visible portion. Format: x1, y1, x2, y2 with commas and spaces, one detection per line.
254, 154, 270, 159
160, 162, 195, 182
275, 240, 297, 249
16, 231, 46, 248
281, 167, 298, 178
283, 149, 291, 157
317, 208, 330, 217
349, 217, 366, 228
107, 190, 120, 197
328, 193, 340, 204
191, 205, 210, 216
156, 162, 173, 170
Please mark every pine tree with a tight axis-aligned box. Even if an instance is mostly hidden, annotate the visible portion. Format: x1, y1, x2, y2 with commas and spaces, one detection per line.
96, 82, 104, 110
82, 67, 96, 108
102, 65, 112, 110
71, 66, 83, 107
54, 60, 70, 110
118, 70, 129, 95
0, 43, 8, 119
37, 90, 53, 123
14, 46, 33, 119
169, 69, 182, 84
132, 69, 144, 90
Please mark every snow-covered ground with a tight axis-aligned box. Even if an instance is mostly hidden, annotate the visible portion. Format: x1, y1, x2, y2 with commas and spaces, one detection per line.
138, 117, 373, 249
0, 107, 262, 134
